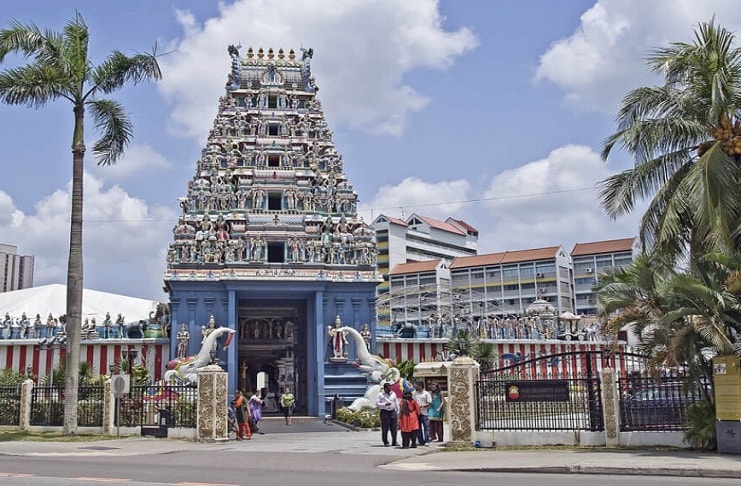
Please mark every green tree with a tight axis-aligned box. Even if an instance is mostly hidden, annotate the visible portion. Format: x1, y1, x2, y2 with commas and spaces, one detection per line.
0, 14, 161, 435
600, 20, 741, 260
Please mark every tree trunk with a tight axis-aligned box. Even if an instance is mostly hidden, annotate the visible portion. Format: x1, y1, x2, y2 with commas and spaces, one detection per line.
63, 106, 85, 436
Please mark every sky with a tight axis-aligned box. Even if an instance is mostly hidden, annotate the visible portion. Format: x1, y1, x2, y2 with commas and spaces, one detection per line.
2, 0, 740, 302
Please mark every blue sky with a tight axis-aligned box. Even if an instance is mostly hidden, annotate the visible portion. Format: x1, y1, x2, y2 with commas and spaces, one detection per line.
2, 0, 739, 301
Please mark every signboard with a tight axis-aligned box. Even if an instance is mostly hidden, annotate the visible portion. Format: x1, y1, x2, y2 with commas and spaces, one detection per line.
112, 375, 130, 396
505, 380, 569, 402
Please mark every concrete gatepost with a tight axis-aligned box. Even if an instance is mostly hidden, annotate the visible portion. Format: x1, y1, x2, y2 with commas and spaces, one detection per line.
447, 356, 480, 445
600, 367, 620, 447
197, 364, 229, 442
19, 379, 34, 430
102, 379, 113, 436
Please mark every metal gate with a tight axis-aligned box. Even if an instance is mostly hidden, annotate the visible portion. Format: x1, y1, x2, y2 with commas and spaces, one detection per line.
476, 350, 609, 431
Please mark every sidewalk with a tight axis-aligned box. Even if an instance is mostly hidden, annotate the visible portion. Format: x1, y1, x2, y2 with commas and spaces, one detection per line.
1, 419, 740, 478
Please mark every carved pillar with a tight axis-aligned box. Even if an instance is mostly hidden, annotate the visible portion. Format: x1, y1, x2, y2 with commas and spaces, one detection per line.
197, 364, 229, 442
103, 379, 113, 436
600, 367, 619, 447
447, 356, 479, 444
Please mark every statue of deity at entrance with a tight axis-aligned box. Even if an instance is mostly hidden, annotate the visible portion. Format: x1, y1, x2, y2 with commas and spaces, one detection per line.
327, 315, 348, 362
176, 323, 190, 359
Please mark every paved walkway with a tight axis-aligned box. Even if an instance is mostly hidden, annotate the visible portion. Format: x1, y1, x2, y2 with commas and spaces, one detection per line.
1, 418, 740, 478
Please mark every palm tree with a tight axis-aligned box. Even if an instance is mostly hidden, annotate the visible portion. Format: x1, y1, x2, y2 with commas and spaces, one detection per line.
0, 14, 161, 435
600, 20, 741, 260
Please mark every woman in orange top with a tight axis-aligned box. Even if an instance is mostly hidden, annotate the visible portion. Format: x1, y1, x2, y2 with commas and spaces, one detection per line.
398, 391, 420, 448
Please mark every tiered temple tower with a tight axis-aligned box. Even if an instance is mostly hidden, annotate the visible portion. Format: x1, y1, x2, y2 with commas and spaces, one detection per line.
164, 46, 380, 416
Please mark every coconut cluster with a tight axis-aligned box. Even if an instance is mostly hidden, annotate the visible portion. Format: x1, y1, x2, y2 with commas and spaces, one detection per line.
700, 115, 741, 158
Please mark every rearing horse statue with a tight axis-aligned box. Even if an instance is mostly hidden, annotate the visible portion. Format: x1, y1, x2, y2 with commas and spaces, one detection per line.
164, 327, 235, 385
335, 326, 400, 411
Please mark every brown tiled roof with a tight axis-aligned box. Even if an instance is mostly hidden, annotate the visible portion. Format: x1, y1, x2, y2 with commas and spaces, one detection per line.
412, 214, 466, 236
446, 217, 479, 235
375, 214, 407, 226
571, 238, 635, 256
450, 252, 506, 268
501, 246, 561, 263
390, 260, 441, 275
450, 246, 561, 269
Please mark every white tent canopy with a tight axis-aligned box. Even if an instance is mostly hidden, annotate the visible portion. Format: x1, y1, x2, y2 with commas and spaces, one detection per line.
0, 284, 160, 323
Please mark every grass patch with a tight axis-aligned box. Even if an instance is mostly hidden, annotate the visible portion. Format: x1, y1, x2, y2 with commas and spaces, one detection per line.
0, 430, 113, 442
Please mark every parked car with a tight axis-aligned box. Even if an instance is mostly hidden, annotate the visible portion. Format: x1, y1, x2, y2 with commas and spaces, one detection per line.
621, 381, 705, 429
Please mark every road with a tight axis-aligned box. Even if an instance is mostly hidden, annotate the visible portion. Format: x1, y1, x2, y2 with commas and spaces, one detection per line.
0, 451, 739, 486
0, 418, 737, 485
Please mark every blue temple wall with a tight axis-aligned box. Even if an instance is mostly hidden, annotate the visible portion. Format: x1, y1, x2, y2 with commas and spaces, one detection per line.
167, 278, 377, 416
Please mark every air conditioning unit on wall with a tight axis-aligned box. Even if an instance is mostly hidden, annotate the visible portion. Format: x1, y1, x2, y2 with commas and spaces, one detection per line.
585, 268, 593, 273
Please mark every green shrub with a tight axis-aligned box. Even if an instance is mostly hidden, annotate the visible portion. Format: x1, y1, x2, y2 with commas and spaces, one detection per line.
335, 406, 380, 428
684, 399, 716, 450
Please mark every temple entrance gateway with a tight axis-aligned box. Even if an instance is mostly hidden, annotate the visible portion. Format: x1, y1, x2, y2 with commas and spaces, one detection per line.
236, 302, 306, 414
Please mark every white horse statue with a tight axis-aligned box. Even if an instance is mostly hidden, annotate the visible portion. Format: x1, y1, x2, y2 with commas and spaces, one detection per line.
164, 327, 235, 384
334, 326, 401, 411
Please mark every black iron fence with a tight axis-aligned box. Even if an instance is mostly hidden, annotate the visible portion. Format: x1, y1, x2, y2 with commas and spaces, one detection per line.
617, 375, 710, 431
477, 351, 605, 431
0, 385, 21, 426
30, 385, 105, 426
117, 384, 197, 428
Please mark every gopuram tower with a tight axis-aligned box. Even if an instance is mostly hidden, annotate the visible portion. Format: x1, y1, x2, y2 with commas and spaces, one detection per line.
163, 46, 380, 416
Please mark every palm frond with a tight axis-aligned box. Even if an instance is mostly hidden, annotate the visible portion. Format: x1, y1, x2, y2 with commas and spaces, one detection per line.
88, 98, 132, 165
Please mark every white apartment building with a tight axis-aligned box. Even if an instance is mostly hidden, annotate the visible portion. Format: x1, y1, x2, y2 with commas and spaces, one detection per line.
0, 244, 34, 293
372, 213, 477, 326
572, 237, 640, 315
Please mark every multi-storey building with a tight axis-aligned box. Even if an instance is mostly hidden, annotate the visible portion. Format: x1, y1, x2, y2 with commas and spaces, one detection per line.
163, 46, 379, 415
0, 244, 34, 293
571, 237, 639, 315
373, 213, 477, 325
449, 246, 574, 319
387, 259, 450, 331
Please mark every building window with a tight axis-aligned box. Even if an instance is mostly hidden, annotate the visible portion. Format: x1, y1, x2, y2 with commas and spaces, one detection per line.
268, 124, 279, 136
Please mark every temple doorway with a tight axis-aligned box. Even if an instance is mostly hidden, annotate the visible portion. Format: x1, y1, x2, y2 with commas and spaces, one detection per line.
236, 301, 307, 414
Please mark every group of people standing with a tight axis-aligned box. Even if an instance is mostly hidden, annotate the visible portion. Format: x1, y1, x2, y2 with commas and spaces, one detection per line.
229, 386, 296, 440
376, 381, 445, 448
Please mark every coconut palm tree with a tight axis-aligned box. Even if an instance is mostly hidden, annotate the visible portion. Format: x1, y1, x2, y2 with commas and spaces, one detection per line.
600, 20, 741, 260
0, 14, 161, 435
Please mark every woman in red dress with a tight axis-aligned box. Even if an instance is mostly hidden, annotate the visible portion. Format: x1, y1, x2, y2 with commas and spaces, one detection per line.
398, 391, 420, 448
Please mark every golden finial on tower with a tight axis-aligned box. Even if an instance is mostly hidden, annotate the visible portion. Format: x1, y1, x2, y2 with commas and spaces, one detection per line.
289, 49, 295, 60
247, 47, 254, 59
278, 48, 285, 60
268, 48, 274, 60
257, 47, 264, 59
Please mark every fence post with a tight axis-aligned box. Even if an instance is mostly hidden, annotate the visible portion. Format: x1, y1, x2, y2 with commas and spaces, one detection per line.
447, 356, 480, 445
600, 367, 619, 447
196, 364, 229, 442
20, 379, 34, 431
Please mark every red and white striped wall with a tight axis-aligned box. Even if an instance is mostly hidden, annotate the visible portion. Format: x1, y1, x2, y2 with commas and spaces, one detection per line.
0, 341, 170, 381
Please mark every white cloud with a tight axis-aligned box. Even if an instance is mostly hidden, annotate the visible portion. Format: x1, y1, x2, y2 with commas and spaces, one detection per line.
359, 177, 472, 222
0, 174, 176, 300
479, 144, 640, 253
89, 144, 171, 181
536, 0, 741, 112
157, 0, 478, 139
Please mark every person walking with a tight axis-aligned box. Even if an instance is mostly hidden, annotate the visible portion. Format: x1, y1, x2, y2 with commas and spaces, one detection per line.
280, 387, 295, 425
413, 381, 432, 445
399, 391, 420, 448
376, 382, 399, 447
231, 390, 251, 440
428, 382, 445, 442
249, 390, 264, 434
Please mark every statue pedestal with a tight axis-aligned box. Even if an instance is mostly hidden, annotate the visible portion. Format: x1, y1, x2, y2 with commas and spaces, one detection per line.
196, 364, 229, 442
